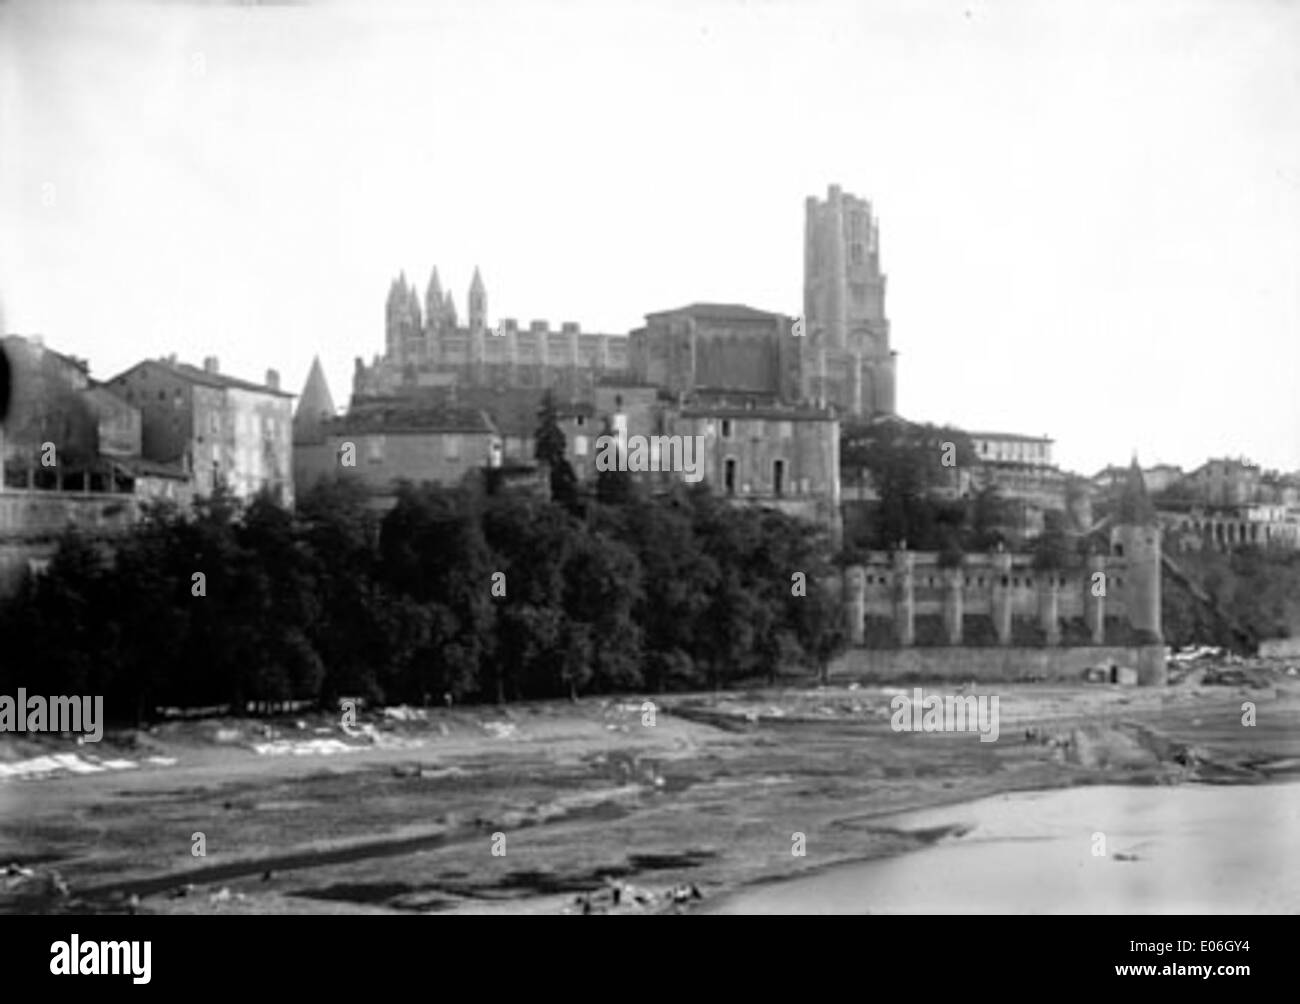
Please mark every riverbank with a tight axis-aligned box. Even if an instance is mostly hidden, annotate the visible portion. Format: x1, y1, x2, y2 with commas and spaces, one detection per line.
3, 662, 1298, 915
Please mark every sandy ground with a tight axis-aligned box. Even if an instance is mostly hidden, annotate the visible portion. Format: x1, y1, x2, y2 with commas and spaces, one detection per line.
3, 659, 1299, 915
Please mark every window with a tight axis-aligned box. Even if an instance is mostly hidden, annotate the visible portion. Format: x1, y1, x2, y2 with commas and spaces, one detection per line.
574, 435, 588, 457
444, 434, 461, 461
724, 458, 736, 495
575, 415, 586, 428
721, 419, 732, 439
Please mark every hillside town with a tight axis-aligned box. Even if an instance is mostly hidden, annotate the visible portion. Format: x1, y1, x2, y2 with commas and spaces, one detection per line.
2, 0, 1297, 940
4, 187, 1299, 601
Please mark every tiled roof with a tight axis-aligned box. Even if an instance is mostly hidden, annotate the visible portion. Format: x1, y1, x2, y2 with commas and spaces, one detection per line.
330, 404, 496, 435
966, 430, 1054, 443
111, 359, 294, 398
1, 334, 90, 374
644, 302, 785, 322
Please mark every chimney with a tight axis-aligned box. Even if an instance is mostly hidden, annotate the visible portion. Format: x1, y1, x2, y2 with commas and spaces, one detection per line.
203, 356, 219, 374
265, 368, 280, 391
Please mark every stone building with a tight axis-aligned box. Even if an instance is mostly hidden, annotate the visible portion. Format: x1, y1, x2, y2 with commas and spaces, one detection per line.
106, 356, 295, 506
1180, 457, 1262, 508
802, 185, 897, 417
0, 335, 193, 596
970, 431, 1053, 466
629, 303, 802, 402
0, 335, 97, 489
293, 400, 500, 504
667, 393, 841, 533
1158, 504, 1300, 552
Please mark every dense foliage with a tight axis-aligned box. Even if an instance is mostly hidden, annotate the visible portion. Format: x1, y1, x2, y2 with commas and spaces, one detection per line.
841, 419, 1017, 553
1162, 546, 1300, 651
0, 478, 846, 722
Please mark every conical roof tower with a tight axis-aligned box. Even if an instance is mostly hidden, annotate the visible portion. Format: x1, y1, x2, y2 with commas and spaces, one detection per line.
1116, 455, 1156, 525
293, 356, 337, 444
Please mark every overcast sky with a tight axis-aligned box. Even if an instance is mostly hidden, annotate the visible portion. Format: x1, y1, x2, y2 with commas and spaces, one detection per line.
2, 0, 1296, 475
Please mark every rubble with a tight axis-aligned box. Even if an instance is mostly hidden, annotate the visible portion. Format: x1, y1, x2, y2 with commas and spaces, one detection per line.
569, 878, 705, 914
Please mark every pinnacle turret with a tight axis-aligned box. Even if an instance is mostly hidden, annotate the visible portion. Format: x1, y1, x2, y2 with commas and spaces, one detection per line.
425, 267, 444, 325
468, 266, 487, 331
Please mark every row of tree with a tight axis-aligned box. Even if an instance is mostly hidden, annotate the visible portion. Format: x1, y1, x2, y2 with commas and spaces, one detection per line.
0, 473, 846, 723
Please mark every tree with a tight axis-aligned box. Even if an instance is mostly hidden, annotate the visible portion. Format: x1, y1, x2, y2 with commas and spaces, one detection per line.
842, 420, 977, 549
535, 390, 580, 513
594, 417, 634, 506
970, 482, 1012, 551
1032, 509, 1073, 571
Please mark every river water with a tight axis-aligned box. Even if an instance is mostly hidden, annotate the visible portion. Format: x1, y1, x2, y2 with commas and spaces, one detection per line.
710, 781, 1300, 913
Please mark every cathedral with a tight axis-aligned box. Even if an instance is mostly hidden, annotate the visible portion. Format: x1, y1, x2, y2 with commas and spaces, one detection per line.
350, 185, 897, 421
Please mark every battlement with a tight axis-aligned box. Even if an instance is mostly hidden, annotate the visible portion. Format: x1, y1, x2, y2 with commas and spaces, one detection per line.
842, 540, 1162, 668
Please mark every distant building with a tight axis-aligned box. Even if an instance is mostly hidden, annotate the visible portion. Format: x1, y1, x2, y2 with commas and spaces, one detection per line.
106, 356, 295, 506
630, 303, 803, 404
803, 185, 897, 416
0, 334, 97, 489
669, 393, 841, 533
1181, 457, 1261, 508
0, 335, 199, 596
969, 432, 1053, 466
81, 384, 142, 459
293, 399, 500, 504
966, 430, 1089, 540
354, 267, 630, 401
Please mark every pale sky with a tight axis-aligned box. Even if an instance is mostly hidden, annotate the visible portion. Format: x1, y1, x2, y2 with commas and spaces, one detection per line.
2, 0, 1297, 476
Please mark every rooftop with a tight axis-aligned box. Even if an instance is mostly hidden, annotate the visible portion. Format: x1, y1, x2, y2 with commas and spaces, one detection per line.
966, 430, 1054, 444
112, 358, 294, 398
644, 302, 786, 322
331, 403, 496, 435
